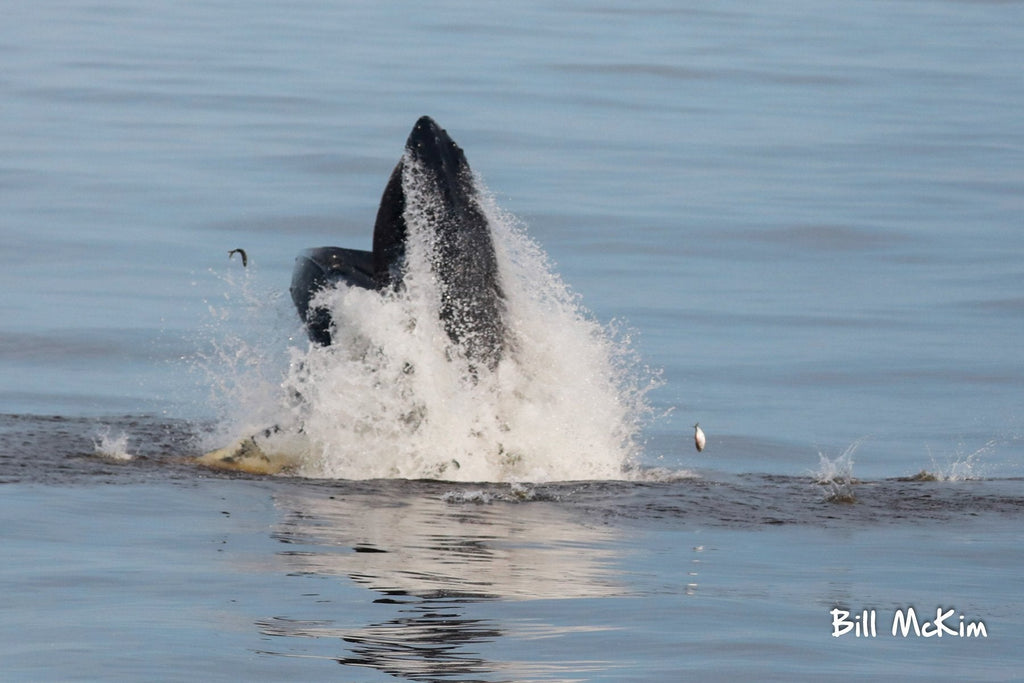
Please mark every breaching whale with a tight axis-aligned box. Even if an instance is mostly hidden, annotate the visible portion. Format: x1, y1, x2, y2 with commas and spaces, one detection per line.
289, 115, 506, 367
198, 116, 508, 473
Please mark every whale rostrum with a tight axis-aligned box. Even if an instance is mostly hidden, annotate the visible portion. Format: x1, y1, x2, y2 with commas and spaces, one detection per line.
290, 116, 506, 367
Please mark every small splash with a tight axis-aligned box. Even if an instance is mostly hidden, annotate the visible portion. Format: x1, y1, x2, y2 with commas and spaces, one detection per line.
441, 489, 496, 504
439, 483, 542, 504
813, 438, 863, 503
914, 439, 996, 482
93, 428, 134, 462
190, 261, 298, 452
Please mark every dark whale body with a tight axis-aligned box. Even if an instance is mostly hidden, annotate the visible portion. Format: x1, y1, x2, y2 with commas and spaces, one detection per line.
290, 116, 505, 367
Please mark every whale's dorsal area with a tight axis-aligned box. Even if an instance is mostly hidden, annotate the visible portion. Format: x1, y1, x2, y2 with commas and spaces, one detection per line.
289, 116, 505, 366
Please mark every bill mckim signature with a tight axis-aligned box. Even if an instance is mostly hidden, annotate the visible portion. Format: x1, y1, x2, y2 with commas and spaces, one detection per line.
831, 607, 988, 638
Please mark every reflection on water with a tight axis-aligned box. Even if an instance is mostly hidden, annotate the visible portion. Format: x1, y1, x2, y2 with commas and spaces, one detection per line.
258, 607, 506, 681
259, 483, 626, 680
245, 474, 1024, 678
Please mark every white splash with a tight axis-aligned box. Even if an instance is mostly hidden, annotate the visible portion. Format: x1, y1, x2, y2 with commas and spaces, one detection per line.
93, 428, 134, 462
812, 438, 863, 502
201, 176, 658, 482
919, 439, 996, 481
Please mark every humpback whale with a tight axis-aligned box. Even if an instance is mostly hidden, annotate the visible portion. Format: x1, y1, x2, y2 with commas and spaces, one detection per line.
198, 117, 509, 474
289, 115, 506, 367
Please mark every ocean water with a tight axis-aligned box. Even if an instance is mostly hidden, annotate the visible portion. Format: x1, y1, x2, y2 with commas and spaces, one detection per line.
2, 1, 1023, 680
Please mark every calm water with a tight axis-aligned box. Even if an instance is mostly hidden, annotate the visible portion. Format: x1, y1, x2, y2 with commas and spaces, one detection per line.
3, 1, 1024, 680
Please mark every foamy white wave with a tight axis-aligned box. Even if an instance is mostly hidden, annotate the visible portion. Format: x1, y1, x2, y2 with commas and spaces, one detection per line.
202, 174, 657, 482
93, 428, 134, 462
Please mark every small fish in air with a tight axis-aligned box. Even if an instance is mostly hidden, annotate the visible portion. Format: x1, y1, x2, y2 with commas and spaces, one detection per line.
693, 423, 706, 452
228, 248, 248, 267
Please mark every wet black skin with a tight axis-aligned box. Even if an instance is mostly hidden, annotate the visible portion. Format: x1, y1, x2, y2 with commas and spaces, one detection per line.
289, 116, 505, 366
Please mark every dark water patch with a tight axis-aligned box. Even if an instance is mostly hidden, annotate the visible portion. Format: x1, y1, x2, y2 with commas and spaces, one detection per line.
277, 473, 1024, 532
4, 413, 1023, 530
960, 296, 1024, 314
0, 413, 200, 485
520, 477, 1024, 529
549, 62, 858, 87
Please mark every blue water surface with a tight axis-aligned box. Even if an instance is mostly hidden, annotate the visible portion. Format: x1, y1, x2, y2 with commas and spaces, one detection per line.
2, 1, 1023, 679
